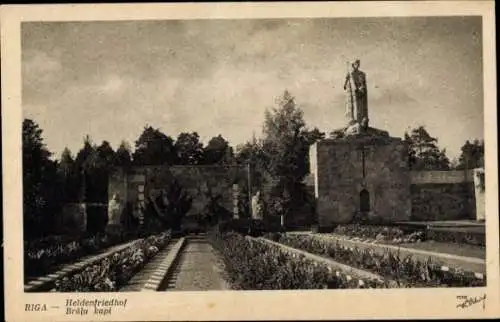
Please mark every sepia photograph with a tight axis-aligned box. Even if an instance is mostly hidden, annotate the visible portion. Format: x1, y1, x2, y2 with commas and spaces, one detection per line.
2, 1, 498, 321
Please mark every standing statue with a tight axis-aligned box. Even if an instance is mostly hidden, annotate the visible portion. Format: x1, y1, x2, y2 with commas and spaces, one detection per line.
251, 191, 263, 220
108, 193, 123, 225
344, 59, 368, 125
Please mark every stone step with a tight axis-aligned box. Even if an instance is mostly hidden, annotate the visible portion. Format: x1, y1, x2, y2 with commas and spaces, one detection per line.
120, 240, 178, 291
122, 238, 186, 292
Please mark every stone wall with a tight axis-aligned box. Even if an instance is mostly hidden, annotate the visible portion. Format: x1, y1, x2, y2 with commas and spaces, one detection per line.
410, 183, 475, 221
58, 203, 87, 233
310, 135, 411, 228
310, 129, 486, 226
409, 169, 483, 221
107, 165, 247, 228
410, 170, 475, 185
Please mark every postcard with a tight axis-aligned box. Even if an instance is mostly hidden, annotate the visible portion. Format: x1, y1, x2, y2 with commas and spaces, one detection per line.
1, 1, 498, 321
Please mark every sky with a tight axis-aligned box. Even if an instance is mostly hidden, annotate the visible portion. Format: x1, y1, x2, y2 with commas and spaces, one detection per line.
22, 16, 483, 160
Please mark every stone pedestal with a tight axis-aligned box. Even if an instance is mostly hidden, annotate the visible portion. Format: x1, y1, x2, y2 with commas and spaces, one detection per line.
310, 127, 412, 227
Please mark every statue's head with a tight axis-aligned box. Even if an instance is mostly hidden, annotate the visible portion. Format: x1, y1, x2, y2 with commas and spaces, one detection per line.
352, 59, 361, 70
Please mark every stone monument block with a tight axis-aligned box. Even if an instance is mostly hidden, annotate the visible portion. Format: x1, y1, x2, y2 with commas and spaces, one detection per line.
310, 132, 411, 229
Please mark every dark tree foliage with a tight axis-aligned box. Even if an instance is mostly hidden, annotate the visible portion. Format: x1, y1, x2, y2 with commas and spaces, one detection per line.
22, 119, 62, 238
132, 126, 176, 166
174, 132, 204, 165
203, 134, 233, 164
69, 137, 118, 232
145, 179, 193, 231
95, 140, 116, 170
257, 91, 325, 225
58, 147, 80, 202
455, 139, 484, 170
115, 140, 133, 168
404, 126, 450, 171
201, 185, 233, 226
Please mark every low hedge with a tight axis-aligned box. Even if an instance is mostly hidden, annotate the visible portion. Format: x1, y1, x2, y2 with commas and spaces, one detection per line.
333, 224, 424, 244
332, 224, 485, 247
271, 233, 485, 288
54, 231, 171, 292
426, 228, 485, 247
24, 231, 138, 279
208, 231, 390, 290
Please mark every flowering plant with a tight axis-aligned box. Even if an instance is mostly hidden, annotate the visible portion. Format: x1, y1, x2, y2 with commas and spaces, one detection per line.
53, 231, 171, 292
25, 232, 134, 279
333, 224, 425, 244
270, 233, 485, 288
209, 231, 388, 290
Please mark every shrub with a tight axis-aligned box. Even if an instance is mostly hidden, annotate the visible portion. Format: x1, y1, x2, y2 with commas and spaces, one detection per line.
270, 234, 485, 288
333, 224, 424, 244
426, 228, 485, 247
54, 231, 171, 292
208, 231, 389, 290
24, 231, 137, 279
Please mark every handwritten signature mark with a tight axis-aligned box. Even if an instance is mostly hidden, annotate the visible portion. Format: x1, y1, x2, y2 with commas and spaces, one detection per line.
456, 295, 486, 310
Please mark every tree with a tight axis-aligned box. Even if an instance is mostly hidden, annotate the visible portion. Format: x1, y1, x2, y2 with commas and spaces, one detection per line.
115, 140, 132, 168
132, 126, 176, 166
59, 148, 74, 177
174, 132, 204, 165
75, 135, 97, 173
234, 138, 266, 218
72, 135, 97, 202
404, 126, 450, 170
87, 140, 116, 204
144, 169, 193, 232
455, 139, 484, 170
260, 91, 325, 225
22, 119, 60, 238
58, 147, 79, 202
95, 140, 116, 171
203, 134, 233, 164
71, 136, 115, 232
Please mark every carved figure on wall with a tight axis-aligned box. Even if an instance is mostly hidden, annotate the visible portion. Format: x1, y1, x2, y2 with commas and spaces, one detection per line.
108, 193, 123, 225
251, 191, 263, 220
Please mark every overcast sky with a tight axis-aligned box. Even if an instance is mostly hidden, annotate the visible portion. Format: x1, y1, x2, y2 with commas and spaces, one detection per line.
22, 16, 483, 160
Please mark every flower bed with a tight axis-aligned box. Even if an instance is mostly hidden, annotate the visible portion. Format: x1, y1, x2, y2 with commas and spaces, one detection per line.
53, 231, 171, 292
24, 232, 136, 278
208, 231, 390, 290
25, 234, 80, 250
332, 224, 485, 247
426, 228, 485, 247
270, 233, 485, 288
333, 224, 424, 244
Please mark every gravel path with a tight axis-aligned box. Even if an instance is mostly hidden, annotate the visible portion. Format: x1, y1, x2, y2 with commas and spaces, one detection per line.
164, 237, 230, 291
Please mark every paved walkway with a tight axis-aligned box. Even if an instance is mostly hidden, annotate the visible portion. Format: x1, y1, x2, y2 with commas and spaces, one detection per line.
163, 237, 230, 291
